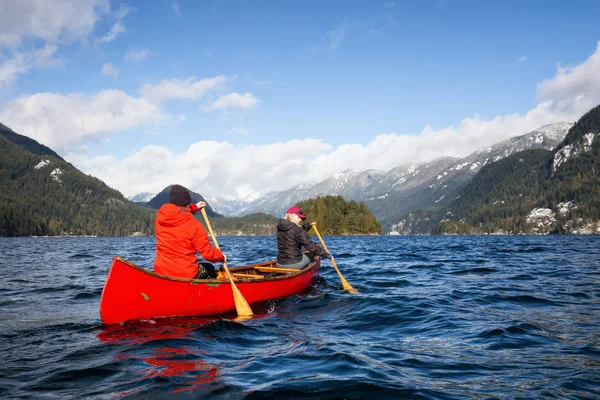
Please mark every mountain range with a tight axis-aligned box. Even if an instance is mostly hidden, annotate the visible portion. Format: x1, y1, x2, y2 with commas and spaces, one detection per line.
370, 122, 574, 231
5, 105, 598, 236
135, 122, 574, 233
429, 106, 600, 235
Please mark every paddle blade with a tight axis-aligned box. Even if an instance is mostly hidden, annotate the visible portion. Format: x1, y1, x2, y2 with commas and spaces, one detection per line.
341, 279, 359, 294
201, 208, 254, 317
230, 282, 254, 317
221, 262, 253, 317
331, 258, 359, 294
313, 223, 359, 295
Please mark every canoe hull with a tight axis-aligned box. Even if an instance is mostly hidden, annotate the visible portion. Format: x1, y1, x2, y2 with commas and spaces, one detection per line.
99, 257, 320, 325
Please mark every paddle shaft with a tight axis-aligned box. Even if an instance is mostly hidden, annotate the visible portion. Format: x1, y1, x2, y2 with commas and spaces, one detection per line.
200, 208, 253, 316
312, 225, 358, 294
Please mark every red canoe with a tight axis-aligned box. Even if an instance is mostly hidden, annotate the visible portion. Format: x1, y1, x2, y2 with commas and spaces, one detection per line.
99, 256, 321, 325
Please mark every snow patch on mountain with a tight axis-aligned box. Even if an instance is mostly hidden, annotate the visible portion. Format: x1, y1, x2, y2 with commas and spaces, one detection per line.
106, 198, 125, 207
552, 132, 597, 173
34, 159, 51, 169
50, 168, 63, 183
532, 122, 574, 141
428, 122, 573, 191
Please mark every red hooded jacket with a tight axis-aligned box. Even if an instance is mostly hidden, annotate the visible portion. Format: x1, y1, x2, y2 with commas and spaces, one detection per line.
154, 203, 224, 278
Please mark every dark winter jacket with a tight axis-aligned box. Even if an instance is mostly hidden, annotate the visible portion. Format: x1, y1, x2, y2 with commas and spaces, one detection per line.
276, 219, 327, 265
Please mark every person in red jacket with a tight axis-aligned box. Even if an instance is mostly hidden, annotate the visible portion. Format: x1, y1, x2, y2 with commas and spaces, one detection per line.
154, 184, 225, 279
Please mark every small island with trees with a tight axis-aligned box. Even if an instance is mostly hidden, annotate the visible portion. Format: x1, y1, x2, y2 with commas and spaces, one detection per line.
296, 196, 381, 235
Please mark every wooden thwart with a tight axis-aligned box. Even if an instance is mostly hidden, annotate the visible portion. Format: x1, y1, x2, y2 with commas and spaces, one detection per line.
231, 273, 265, 280
256, 266, 301, 274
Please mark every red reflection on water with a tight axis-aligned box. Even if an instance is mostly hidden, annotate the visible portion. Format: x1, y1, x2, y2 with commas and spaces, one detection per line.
141, 347, 219, 393
97, 317, 224, 395
97, 316, 221, 344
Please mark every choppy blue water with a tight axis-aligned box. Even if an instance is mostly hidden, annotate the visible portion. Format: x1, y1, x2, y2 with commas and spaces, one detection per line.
0, 235, 599, 399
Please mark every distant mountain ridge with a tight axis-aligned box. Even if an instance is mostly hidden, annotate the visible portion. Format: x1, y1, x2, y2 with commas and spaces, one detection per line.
212, 157, 458, 219
425, 107, 600, 235
199, 122, 573, 233
376, 122, 574, 232
128, 192, 155, 203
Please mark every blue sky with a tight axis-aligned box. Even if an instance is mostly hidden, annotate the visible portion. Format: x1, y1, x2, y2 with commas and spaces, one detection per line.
1, 0, 599, 199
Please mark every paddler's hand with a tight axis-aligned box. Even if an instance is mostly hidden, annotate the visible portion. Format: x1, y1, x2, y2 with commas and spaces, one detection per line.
303, 221, 315, 231
217, 265, 226, 280
195, 201, 206, 209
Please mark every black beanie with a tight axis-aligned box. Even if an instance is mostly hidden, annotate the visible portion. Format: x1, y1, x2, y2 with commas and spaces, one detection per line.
169, 184, 191, 206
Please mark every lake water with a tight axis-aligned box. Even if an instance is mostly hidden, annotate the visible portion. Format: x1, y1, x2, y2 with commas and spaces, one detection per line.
1, 235, 599, 399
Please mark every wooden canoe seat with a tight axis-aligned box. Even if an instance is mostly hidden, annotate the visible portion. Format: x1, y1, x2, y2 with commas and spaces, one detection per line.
231, 273, 264, 280
255, 266, 301, 274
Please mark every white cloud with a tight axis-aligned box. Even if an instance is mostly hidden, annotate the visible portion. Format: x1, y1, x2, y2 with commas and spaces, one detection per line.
124, 49, 150, 62
0, 44, 62, 84
516, 55, 527, 63
0, 74, 240, 150
0, 90, 161, 152
97, 3, 133, 43
112, 3, 134, 20
205, 92, 258, 111
140, 75, 228, 104
62, 41, 600, 200
69, 139, 331, 200
0, 0, 110, 48
98, 20, 125, 43
324, 19, 347, 50
172, 1, 182, 18
537, 41, 600, 113
101, 62, 119, 78
0, 0, 122, 85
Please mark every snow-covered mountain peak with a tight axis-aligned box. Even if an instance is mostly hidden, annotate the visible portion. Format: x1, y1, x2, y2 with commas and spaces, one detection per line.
294, 181, 317, 190
128, 192, 156, 203
533, 122, 573, 140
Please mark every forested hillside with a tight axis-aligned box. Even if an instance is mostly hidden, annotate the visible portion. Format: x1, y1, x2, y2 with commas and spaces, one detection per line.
434, 105, 600, 234
0, 126, 155, 237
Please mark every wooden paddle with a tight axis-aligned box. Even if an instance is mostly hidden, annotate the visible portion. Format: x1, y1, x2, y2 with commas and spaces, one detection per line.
200, 208, 254, 317
312, 224, 359, 294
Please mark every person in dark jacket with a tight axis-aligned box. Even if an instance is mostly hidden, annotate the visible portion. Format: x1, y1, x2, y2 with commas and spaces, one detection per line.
276, 206, 331, 269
